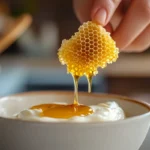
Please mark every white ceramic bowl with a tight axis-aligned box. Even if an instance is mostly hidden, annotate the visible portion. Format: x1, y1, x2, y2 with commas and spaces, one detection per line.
0, 91, 150, 150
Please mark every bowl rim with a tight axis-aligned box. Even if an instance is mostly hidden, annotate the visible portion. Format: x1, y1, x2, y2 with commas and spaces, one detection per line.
0, 91, 150, 126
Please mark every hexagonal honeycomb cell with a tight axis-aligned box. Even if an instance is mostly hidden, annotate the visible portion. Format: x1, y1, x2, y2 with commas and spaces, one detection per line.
58, 21, 119, 77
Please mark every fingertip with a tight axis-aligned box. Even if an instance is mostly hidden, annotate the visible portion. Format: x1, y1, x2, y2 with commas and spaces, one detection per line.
91, 8, 107, 26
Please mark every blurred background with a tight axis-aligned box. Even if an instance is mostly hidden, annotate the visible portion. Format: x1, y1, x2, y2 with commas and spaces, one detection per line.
0, 0, 150, 103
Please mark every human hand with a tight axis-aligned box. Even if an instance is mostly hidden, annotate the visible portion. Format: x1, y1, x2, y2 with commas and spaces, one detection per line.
73, 0, 150, 52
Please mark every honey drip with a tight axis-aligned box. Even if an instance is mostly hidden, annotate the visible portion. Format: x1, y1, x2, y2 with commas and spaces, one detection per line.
31, 75, 93, 119
87, 75, 92, 93
73, 75, 79, 104
31, 21, 119, 119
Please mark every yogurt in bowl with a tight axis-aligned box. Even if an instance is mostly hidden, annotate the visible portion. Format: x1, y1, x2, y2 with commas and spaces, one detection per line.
0, 91, 150, 150
15, 101, 125, 122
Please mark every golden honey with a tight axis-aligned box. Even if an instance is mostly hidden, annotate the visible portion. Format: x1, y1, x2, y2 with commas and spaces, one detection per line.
32, 21, 119, 119
31, 104, 93, 119
58, 21, 119, 77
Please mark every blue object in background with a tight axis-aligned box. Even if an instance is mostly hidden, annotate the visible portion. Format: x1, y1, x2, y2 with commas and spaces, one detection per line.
0, 67, 28, 96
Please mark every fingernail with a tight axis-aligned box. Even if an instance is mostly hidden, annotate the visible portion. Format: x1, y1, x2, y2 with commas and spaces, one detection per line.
93, 8, 107, 26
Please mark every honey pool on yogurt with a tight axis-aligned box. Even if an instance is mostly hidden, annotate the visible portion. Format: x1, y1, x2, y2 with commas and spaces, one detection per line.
31, 21, 119, 119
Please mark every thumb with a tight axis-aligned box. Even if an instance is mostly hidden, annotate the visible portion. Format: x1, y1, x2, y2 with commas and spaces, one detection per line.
91, 0, 122, 26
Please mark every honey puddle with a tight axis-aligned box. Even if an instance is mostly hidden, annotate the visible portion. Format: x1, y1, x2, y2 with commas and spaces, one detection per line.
31, 75, 93, 119
31, 103, 93, 119
31, 21, 119, 119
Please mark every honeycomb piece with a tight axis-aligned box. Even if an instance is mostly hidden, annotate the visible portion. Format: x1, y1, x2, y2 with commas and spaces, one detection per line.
58, 21, 119, 77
